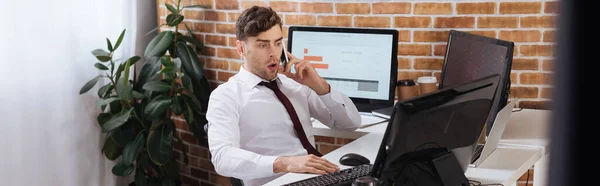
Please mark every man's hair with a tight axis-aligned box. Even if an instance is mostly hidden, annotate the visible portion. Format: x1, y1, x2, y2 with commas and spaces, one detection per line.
236, 6, 282, 41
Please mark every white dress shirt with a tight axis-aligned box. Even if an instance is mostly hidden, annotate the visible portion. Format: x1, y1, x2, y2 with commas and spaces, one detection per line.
206, 66, 362, 186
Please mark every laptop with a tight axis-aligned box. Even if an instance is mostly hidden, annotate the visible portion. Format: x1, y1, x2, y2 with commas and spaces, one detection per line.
469, 100, 516, 167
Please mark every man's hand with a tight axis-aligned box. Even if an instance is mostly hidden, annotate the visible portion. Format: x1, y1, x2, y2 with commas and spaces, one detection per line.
283, 51, 330, 95
273, 155, 340, 174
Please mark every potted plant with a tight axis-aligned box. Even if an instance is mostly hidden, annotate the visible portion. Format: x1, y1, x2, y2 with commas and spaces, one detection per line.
79, 1, 211, 185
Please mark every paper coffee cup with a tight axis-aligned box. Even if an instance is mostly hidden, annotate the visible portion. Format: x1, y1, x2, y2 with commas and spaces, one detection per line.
417, 76, 438, 95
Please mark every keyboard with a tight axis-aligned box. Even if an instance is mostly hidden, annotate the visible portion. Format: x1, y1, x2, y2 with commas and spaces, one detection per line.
283, 164, 373, 186
470, 144, 484, 164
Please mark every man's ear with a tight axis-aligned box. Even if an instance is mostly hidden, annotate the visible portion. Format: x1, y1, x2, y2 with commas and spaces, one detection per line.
236, 40, 245, 58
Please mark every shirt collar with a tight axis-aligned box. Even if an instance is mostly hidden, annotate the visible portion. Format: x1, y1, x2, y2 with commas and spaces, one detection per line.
238, 65, 280, 89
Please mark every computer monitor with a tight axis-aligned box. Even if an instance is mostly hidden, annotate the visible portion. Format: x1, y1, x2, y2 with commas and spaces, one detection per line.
370, 74, 501, 184
287, 26, 398, 112
439, 30, 514, 136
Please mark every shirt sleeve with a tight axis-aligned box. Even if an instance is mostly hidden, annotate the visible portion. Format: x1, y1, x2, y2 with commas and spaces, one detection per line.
206, 87, 279, 180
307, 86, 362, 131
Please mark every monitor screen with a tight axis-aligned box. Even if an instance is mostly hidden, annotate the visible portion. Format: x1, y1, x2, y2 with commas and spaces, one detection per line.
287, 27, 398, 111
439, 30, 514, 135
371, 74, 501, 184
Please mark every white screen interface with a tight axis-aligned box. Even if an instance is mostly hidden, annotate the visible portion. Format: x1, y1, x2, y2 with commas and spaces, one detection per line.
290, 31, 393, 100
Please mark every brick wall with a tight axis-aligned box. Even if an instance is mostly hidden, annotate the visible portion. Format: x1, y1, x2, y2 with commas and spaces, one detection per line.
158, 0, 556, 185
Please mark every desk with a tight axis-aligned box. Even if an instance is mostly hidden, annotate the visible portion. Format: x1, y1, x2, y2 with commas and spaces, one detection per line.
265, 109, 550, 186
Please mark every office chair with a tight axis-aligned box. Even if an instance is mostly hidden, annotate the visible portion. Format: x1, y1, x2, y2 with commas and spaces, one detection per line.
203, 123, 244, 186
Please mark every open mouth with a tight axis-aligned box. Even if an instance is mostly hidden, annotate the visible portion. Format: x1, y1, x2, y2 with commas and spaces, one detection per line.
267, 63, 279, 71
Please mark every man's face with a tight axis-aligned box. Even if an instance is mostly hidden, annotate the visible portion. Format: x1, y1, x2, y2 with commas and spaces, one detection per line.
238, 25, 283, 81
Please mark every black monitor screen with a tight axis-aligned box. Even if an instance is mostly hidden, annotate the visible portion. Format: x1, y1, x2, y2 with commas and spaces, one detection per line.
439, 30, 514, 135
371, 74, 501, 184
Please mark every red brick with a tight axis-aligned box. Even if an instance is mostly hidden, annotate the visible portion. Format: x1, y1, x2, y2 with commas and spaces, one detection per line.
542, 59, 553, 71
354, 16, 390, 28
541, 88, 552, 99
269, 1, 298, 12
543, 31, 555, 42
192, 0, 213, 9
372, 2, 411, 14
241, 1, 266, 9
456, 2, 496, 14
414, 58, 444, 70
315, 135, 335, 144
204, 11, 226, 22
394, 17, 431, 28
544, 1, 559, 14
398, 57, 411, 69
215, 0, 238, 10
511, 58, 539, 70
414, 3, 452, 14
217, 48, 239, 59
319, 144, 342, 155
520, 16, 556, 28
397, 71, 433, 81
500, 2, 541, 14
205, 58, 229, 70
205, 35, 227, 46
300, 2, 333, 13
210, 173, 232, 186
413, 31, 449, 42
230, 62, 242, 71
285, 15, 316, 26
217, 71, 236, 82
216, 24, 236, 34
194, 22, 214, 33
318, 16, 352, 27
510, 86, 539, 99
336, 3, 370, 14
434, 17, 475, 28
520, 73, 553, 85
520, 45, 555, 57
499, 30, 541, 42
433, 44, 447, 56
398, 44, 431, 56
227, 12, 241, 22
184, 10, 204, 20
398, 30, 410, 42
478, 17, 519, 28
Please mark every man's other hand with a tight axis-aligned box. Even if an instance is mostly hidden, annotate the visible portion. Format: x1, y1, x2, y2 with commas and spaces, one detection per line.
273, 155, 340, 174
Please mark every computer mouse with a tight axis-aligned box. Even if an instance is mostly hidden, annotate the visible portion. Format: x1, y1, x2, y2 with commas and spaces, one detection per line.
339, 153, 370, 166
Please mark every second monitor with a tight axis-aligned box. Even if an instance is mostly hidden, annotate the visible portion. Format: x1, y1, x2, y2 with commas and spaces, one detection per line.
287, 26, 398, 112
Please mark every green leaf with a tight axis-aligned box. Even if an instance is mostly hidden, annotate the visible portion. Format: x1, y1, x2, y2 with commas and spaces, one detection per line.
176, 42, 206, 87
94, 63, 109, 70
162, 180, 176, 186
80, 76, 101, 94
113, 29, 126, 51
170, 96, 183, 115
144, 31, 174, 58
97, 56, 111, 62
135, 167, 148, 186
179, 35, 203, 51
97, 113, 112, 127
160, 56, 173, 67
122, 132, 146, 165
128, 56, 142, 66
165, 3, 178, 14
109, 100, 122, 115
172, 58, 182, 74
144, 96, 172, 120
157, 66, 174, 75
142, 81, 171, 92
168, 14, 184, 26
144, 26, 162, 37
184, 23, 194, 36
135, 57, 161, 91
183, 100, 194, 124
115, 63, 126, 84
112, 161, 134, 176
110, 121, 135, 147
98, 97, 121, 106
102, 137, 123, 160
122, 59, 132, 99
182, 5, 211, 9
116, 76, 133, 100
132, 91, 145, 99
162, 157, 180, 181
107, 38, 114, 52
181, 74, 193, 92
102, 108, 134, 133
92, 49, 110, 57
98, 84, 113, 98
147, 120, 174, 165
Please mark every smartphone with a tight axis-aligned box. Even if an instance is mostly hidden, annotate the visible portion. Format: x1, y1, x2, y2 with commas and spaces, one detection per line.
280, 44, 289, 72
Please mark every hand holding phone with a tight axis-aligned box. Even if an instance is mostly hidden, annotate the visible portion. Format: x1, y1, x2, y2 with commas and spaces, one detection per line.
281, 43, 289, 72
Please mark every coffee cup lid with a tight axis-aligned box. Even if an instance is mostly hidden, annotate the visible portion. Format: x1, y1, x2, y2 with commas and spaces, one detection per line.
396, 79, 415, 86
417, 76, 437, 83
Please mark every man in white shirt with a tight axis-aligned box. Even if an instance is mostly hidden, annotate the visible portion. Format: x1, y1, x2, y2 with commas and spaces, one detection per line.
206, 6, 362, 186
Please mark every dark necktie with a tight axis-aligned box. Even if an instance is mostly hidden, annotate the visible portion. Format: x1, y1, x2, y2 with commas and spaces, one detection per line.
258, 80, 323, 157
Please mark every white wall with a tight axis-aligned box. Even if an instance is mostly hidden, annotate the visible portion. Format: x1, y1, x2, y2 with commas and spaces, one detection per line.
0, 0, 156, 185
